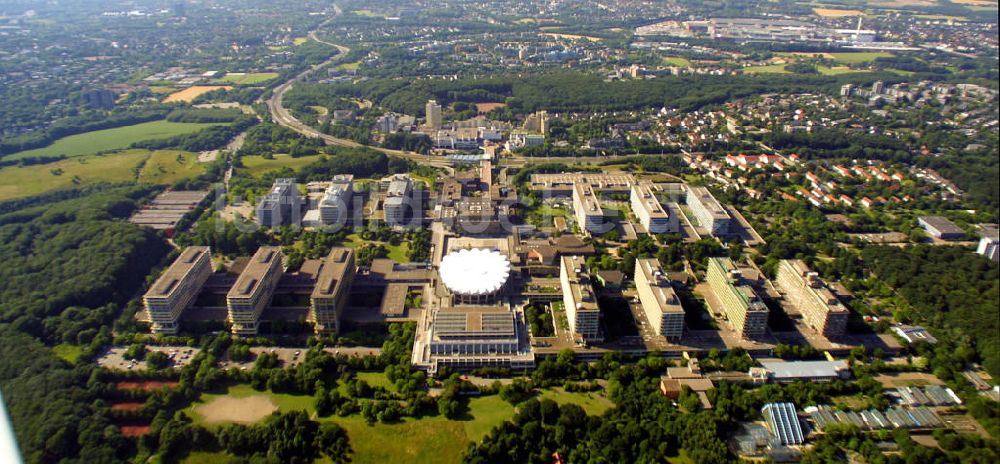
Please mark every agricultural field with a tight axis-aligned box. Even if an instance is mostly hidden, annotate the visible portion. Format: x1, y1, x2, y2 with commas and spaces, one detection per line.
829, 52, 894, 64
743, 64, 791, 74
216, 72, 279, 85
240, 153, 323, 177
814, 7, 865, 16
539, 32, 602, 42
164, 85, 233, 103
662, 56, 693, 67
4, 120, 222, 160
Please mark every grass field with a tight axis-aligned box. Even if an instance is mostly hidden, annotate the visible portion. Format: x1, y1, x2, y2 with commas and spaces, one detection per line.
463, 395, 515, 442
5, 120, 222, 160
240, 153, 323, 177
217, 72, 279, 85
743, 64, 791, 74
337, 61, 362, 71
814, 7, 865, 16
386, 243, 410, 263
539, 32, 602, 42
662, 56, 692, 67
538, 388, 614, 416
0, 151, 146, 201
137, 150, 208, 184
829, 52, 893, 63
355, 372, 395, 390
52, 344, 83, 364
293, 37, 309, 45
184, 384, 314, 425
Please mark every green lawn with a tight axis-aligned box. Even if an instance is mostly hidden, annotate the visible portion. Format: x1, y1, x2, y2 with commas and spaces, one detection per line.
463, 395, 515, 443
0, 150, 148, 201
829, 52, 893, 64
6, 120, 222, 160
742, 64, 790, 74
818, 65, 867, 75
216, 73, 279, 85
240, 153, 323, 177
386, 242, 410, 263
52, 344, 83, 364
538, 388, 614, 416
355, 372, 394, 390
184, 384, 316, 425
137, 149, 206, 184
662, 56, 692, 67
181, 452, 242, 464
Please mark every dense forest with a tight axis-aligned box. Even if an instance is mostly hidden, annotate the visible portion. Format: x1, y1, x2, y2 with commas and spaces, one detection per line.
288, 71, 899, 118
862, 246, 1000, 377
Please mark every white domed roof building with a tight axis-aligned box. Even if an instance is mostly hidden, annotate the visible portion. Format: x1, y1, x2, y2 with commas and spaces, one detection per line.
438, 248, 511, 304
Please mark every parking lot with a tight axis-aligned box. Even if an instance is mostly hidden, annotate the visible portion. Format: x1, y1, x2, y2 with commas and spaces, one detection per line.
97, 346, 201, 370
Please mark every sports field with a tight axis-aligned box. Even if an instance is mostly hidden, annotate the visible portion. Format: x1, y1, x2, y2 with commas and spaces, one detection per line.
164, 85, 233, 103
216, 72, 279, 85
5, 120, 221, 160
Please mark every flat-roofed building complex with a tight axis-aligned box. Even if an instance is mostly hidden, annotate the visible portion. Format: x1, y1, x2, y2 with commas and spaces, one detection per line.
762, 402, 804, 445
917, 215, 965, 240
775, 260, 849, 338
319, 175, 353, 226
256, 178, 300, 228
383, 174, 414, 228
529, 172, 635, 195
687, 186, 731, 237
413, 306, 534, 373
227, 247, 284, 335
143, 246, 212, 334
634, 258, 685, 340
560, 256, 602, 342
706, 257, 768, 339
630, 183, 677, 234
310, 248, 356, 334
572, 183, 605, 234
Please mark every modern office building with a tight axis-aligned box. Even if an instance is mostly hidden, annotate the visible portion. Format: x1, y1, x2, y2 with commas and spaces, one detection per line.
977, 225, 999, 262
754, 360, 851, 383
143, 246, 212, 334
560, 256, 602, 343
227, 247, 284, 335
383, 174, 414, 228
256, 178, 300, 228
706, 257, 768, 339
319, 175, 353, 226
426, 99, 442, 130
572, 182, 606, 235
310, 248, 356, 334
687, 186, 731, 237
762, 402, 804, 445
634, 258, 685, 340
630, 183, 677, 234
775, 260, 849, 338
917, 215, 965, 239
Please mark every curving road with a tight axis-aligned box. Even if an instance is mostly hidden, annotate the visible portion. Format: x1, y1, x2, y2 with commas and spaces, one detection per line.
266, 16, 453, 170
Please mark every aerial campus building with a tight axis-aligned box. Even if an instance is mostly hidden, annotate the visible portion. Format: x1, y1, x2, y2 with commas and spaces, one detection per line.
706, 257, 768, 339
143, 246, 212, 334
383, 174, 414, 228
774, 260, 849, 338
227, 247, 284, 335
629, 184, 679, 234
318, 175, 354, 226
918, 215, 965, 240
572, 182, 606, 235
310, 248, 356, 334
630, 182, 678, 234
426, 99, 442, 130
560, 255, 602, 343
439, 248, 511, 305
634, 258, 685, 341
256, 178, 301, 228
687, 186, 731, 237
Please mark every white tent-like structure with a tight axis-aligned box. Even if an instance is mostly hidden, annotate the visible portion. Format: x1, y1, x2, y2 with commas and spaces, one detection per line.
439, 248, 511, 304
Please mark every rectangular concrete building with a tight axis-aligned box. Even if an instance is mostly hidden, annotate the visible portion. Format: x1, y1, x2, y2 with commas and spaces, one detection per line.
227, 247, 284, 335
634, 258, 685, 340
687, 186, 731, 236
310, 247, 356, 334
572, 183, 605, 235
143, 246, 212, 334
630, 183, 677, 234
383, 174, 413, 228
706, 257, 768, 339
319, 175, 354, 226
775, 260, 849, 338
560, 256, 602, 342
918, 216, 964, 239
256, 178, 300, 228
